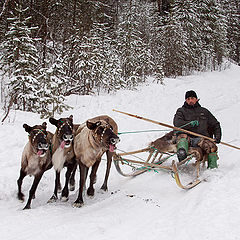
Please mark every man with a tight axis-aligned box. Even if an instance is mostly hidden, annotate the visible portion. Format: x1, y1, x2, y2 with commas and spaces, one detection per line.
173, 90, 222, 169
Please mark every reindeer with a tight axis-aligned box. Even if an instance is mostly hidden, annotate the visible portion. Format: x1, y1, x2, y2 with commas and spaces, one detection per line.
48, 115, 76, 202
73, 115, 120, 207
150, 131, 178, 153
150, 131, 205, 162
17, 122, 52, 209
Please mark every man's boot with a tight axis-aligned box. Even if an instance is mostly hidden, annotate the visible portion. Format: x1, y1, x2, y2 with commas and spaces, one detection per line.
177, 137, 188, 162
207, 152, 218, 169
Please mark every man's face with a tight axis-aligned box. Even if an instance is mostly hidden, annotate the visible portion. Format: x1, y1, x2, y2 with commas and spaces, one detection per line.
186, 97, 198, 106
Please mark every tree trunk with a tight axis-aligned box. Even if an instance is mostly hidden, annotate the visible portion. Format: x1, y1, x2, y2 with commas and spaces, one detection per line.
42, 0, 48, 67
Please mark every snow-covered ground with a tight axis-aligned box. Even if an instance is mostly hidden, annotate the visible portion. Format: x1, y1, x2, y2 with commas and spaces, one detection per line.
0, 64, 240, 240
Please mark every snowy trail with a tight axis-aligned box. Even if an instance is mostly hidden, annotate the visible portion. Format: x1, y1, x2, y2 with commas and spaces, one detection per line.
0, 64, 240, 240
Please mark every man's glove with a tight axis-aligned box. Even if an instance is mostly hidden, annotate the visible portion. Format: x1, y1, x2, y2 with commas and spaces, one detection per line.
190, 120, 199, 127
215, 138, 221, 144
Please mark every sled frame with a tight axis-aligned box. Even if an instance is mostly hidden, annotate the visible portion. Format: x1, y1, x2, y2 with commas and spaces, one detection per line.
113, 147, 204, 189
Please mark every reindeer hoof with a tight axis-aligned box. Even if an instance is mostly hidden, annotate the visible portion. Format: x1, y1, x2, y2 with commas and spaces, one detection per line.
61, 196, 69, 202
73, 202, 84, 208
87, 187, 95, 197
47, 194, 58, 203
18, 193, 25, 202
100, 185, 108, 192
98, 189, 107, 194
23, 205, 31, 210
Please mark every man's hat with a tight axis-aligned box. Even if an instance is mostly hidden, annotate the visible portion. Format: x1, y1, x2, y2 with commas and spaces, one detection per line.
185, 90, 197, 99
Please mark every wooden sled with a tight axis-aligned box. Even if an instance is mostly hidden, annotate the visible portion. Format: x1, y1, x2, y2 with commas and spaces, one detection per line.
113, 146, 205, 189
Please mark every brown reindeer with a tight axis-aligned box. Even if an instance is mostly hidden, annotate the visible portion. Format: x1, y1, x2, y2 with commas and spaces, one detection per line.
48, 115, 76, 202
150, 131, 178, 153
73, 115, 120, 207
150, 131, 208, 162
17, 122, 53, 209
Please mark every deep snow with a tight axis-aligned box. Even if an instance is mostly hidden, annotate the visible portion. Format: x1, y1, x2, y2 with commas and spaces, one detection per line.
0, 64, 240, 240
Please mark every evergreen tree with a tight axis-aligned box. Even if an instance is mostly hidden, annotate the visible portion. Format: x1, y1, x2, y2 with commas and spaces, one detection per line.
37, 57, 70, 118
224, 0, 240, 64
63, 0, 121, 95
0, 3, 40, 112
149, 3, 165, 83
197, 0, 228, 70
0, 0, 235, 107
88, 1, 122, 94
158, 11, 186, 76
115, 0, 151, 88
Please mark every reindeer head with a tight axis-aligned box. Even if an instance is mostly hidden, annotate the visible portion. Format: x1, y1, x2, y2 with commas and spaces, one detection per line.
23, 122, 49, 157
87, 120, 120, 152
49, 115, 74, 149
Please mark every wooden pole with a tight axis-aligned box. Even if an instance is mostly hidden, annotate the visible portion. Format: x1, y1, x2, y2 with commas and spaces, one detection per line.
113, 109, 240, 151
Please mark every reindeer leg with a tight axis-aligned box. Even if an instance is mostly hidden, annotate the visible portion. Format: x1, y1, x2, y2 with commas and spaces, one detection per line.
57, 173, 62, 193
69, 163, 77, 191
61, 162, 76, 201
23, 172, 44, 210
73, 162, 88, 208
87, 159, 101, 197
100, 151, 113, 191
17, 169, 26, 202
48, 171, 60, 202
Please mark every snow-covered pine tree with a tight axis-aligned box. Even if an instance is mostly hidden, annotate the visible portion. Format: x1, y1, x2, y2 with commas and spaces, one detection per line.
37, 57, 71, 118
115, 0, 150, 88
147, 1, 164, 83
157, 0, 201, 76
62, 25, 83, 95
88, 0, 122, 94
0, 3, 40, 112
158, 10, 186, 76
134, 0, 160, 82
63, 0, 121, 95
86, 22, 117, 94
224, 0, 240, 65
197, 0, 228, 70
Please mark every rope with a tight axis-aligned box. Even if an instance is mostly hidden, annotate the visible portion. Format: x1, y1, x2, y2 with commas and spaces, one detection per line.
185, 155, 192, 165
117, 148, 151, 162
118, 129, 171, 135
118, 121, 197, 135
174, 121, 198, 134
116, 148, 172, 173
117, 155, 165, 173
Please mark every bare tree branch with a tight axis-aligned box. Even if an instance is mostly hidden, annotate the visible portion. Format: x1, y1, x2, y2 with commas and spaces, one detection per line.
0, 0, 10, 20
1, 94, 16, 123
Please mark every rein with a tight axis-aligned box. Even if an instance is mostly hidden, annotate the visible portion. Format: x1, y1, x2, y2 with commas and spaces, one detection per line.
93, 123, 112, 145
117, 121, 195, 135
57, 121, 73, 136
29, 129, 48, 155
30, 129, 47, 143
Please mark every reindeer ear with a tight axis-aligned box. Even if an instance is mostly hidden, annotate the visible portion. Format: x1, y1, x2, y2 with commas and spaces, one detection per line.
69, 115, 73, 122
86, 121, 100, 130
49, 117, 58, 126
23, 124, 32, 133
42, 122, 47, 129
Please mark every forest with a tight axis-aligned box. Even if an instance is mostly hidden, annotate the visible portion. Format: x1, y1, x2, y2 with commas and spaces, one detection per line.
0, 0, 239, 118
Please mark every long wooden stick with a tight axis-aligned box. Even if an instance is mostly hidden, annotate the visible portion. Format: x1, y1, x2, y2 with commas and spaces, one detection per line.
113, 109, 240, 151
